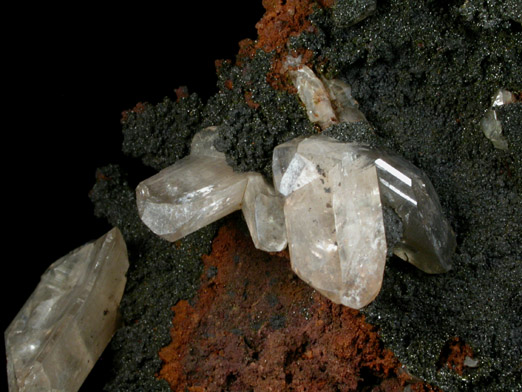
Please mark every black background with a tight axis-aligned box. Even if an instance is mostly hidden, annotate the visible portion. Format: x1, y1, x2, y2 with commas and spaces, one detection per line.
3, 3, 264, 389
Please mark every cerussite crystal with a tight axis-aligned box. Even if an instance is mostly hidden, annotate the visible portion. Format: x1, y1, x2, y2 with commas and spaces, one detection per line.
136, 127, 251, 242
480, 89, 516, 150
276, 136, 387, 308
287, 63, 338, 129
372, 152, 456, 273
286, 59, 367, 130
137, 127, 286, 252
274, 135, 455, 308
5, 228, 129, 392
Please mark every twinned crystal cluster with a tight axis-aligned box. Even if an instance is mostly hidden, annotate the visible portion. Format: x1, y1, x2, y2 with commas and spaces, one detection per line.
136, 62, 456, 309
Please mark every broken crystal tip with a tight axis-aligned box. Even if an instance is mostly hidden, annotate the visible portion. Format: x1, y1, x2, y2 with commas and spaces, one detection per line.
5, 227, 129, 392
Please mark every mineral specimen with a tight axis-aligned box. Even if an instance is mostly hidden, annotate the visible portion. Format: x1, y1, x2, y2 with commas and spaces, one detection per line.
273, 135, 455, 307
137, 127, 287, 252
280, 139, 387, 309
480, 89, 516, 150
5, 227, 129, 392
371, 152, 456, 273
137, 125, 454, 308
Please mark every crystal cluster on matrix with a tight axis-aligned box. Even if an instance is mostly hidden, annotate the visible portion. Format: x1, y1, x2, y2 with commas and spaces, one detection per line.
136, 64, 455, 309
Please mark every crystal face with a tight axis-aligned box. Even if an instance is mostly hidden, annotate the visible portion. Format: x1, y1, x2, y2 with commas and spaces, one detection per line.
242, 173, 287, 252
372, 152, 456, 273
287, 64, 338, 130
286, 59, 367, 130
5, 228, 129, 392
274, 135, 455, 307
277, 136, 387, 308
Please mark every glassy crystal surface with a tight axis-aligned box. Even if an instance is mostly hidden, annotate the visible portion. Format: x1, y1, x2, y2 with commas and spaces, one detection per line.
137, 127, 288, 251
136, 128, 250, 242
279, 135, 387, 308
274, 135, 455, 307
331, 156, 387, 307
242, 173, 287, 252
5, 228, 129, 392
480, 89, 516, 150
372, 152, 456, 273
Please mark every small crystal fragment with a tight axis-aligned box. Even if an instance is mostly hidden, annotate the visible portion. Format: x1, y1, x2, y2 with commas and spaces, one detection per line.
242, 173, 287, 252
5, 228, 129, 392
480, 89, 516, 150
287, 63, 338, 129
321, 78, 367, 123
136, 127, 250, 242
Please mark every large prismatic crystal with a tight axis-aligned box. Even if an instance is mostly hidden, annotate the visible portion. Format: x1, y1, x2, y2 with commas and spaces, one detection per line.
372, 152, 456, 273
273, 135, 455, 307
5, 228, 129, 392
136, 127, 250, 242
275, 136, 387, 308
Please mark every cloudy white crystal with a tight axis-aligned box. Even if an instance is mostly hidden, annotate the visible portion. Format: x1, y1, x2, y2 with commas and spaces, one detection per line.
287, 59, 367, 130
287, 63, 338, 129
274, 135, 455, 307
137, 127, 286, 252
5, 228, 129, 392
136, 127, 251, 242
276, 135, 387, 308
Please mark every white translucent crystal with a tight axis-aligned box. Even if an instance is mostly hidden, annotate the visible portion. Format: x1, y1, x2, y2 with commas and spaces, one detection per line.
137, 127, 287, 252
275, 135, 455, 307
480, 89, 516, 150
287, 63, 338, 129
286, 60, 367, 129
136, 128, 250, 242
242, 173, 287, 252
5, 228, 129, 392
331, 156, 386, 307
280, 135, 387, 308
